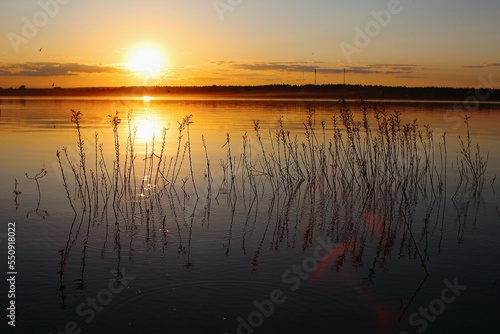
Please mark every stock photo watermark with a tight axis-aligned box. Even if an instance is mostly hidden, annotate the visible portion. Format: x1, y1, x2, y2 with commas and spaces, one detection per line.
453, 74, 498, 111
400, 277, 467, 334
48, 267, 135, 334
224, 236, 336, 334
5, 222, 17, 327
7, 0, 72, 53
214, 0, 245, 21
433, 74, 498, 140
340, 0, 413, 62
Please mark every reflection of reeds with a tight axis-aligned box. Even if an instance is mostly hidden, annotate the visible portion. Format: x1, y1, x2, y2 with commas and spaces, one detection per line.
13, 178, 21, 209
25, 168, 47, 212
13, 178, 22, 196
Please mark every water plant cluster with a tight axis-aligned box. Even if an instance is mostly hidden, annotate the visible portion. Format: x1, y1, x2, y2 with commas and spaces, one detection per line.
54, 101, 488, 273
48, 100, 492, 323
58, 101, 485, 211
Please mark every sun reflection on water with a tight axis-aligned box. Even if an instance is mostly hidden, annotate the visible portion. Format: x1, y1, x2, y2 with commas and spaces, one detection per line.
136, 117, 161, 142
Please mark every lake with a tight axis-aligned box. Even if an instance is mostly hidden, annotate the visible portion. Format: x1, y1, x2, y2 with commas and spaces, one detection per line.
1, 97, 499, 334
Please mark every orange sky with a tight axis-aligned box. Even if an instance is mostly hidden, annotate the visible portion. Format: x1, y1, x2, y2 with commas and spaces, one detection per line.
1, 0, 499, 89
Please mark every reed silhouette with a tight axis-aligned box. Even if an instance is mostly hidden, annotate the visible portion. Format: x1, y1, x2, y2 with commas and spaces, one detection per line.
54, 101, 489, 329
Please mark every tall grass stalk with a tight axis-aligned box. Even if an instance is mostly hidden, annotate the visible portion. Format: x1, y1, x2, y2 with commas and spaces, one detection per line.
456, 115, 488, 196
186, 115, 198, 199
70, 110, 91, 210
109, 111, 122, 206
56, 151, 77, 215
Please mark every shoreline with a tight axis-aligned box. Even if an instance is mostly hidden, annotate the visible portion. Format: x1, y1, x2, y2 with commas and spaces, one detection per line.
1, 84, 499, 102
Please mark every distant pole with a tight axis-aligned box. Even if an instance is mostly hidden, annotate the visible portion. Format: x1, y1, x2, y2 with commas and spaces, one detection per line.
343, 68, 346, 85
315, 69, 317, 85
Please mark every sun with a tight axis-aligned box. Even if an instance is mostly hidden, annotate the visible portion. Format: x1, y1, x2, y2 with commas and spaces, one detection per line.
127, 46, 166, 77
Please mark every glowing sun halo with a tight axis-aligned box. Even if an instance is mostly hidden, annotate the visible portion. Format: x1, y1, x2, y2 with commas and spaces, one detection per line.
128, 47, 165, 77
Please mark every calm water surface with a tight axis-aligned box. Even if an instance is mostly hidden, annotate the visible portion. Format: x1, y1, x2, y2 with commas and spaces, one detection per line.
0, 97, 499, 334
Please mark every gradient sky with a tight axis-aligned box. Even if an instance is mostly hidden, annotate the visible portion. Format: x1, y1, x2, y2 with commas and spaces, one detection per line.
1, 0, 499, 88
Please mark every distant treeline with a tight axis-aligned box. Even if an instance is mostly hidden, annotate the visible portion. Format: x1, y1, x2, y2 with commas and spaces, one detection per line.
1, 84, 499, 101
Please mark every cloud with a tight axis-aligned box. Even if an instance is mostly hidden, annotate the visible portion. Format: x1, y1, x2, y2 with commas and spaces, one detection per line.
0, 62, 128, 77
347, 64, 421, 75
212, 60, 323, 72
462, 63, 500, 69
395, 75, 426, 79
231, 62, 320, 73
214, 61, 421, 75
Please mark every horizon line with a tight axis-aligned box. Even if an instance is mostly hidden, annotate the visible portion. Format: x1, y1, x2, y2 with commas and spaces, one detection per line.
1, 83, 496, 91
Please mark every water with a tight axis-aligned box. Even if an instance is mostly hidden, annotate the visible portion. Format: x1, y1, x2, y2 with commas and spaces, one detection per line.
0, 97, 499, 334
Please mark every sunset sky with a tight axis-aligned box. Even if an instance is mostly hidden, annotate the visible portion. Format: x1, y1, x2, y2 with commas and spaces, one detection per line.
1, 0, 499, 88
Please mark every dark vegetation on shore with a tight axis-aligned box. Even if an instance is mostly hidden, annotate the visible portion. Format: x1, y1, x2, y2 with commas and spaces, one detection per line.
2, 84, 499, 101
